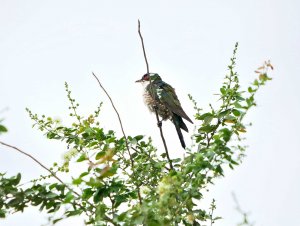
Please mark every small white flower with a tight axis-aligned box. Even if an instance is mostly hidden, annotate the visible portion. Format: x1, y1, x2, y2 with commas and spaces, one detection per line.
62, 148, 78, 162
140, 186, 150, 195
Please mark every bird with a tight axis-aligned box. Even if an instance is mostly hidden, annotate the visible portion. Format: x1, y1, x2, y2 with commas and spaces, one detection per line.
136, 73, 193, 149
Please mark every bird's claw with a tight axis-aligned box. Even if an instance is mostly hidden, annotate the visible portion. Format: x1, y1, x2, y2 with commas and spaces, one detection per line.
157, 120, 162, 127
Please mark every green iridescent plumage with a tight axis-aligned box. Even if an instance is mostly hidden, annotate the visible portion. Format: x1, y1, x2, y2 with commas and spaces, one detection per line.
136, 73, 193, 149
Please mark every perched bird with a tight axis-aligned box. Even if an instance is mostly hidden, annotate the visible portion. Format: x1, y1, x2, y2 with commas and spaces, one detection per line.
136, 73, 193, 149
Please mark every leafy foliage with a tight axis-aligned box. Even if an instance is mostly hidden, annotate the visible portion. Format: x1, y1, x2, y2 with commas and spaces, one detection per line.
0, 44, 272, 225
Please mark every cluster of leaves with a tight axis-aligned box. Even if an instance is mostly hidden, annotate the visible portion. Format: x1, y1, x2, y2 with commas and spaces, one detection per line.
23, 83, 170, 224
0, 173, 82, 222
0, 44, 272, 225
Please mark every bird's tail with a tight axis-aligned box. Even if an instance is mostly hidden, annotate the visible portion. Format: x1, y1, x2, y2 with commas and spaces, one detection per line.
172, 114, 187, 149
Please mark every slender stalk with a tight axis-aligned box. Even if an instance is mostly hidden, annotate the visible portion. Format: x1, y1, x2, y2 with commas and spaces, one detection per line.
92, 72, 142, 204
138, 20, 173, 170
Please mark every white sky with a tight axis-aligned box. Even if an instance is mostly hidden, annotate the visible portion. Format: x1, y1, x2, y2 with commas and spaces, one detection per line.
1, 0, 300, 225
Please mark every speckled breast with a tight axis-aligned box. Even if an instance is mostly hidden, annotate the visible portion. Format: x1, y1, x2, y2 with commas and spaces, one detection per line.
143, 89, 172, 121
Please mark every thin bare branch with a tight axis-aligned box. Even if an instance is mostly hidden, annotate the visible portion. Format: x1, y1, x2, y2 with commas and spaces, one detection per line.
232, 192, 254, 226
138, 20, 173, 170
92, 72, 142, 204
92, 73, 132, 163
138, 20, 149, 73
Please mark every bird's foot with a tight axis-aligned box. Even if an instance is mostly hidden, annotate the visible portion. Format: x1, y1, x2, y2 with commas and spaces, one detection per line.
157, 120, 162, 127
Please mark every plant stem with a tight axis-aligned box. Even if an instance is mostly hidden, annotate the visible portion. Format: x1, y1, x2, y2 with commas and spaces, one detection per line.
138, 20, 173, 170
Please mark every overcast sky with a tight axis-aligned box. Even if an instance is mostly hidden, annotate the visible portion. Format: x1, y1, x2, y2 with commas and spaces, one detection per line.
1, 0, 300, 225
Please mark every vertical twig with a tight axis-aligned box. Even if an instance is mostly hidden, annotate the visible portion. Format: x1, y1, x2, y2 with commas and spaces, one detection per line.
138, 20, 149, 73
209, 199, 216, 226
92, 73, 142, 204
232, 192, 254, 226
138, 20, 173, 170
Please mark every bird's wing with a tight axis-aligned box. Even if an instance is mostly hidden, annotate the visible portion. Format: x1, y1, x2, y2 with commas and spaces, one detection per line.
158, 83, 193, 124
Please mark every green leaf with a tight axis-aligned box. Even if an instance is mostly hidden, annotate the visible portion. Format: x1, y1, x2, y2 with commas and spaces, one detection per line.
117, 212, 127, 221
95, 203, 106, 218
248, 86, 255, 93
236, 96, 245, 101
45, 192, 58, 198
115, 194, 128, 207
230, 159, 239, 165
7, 197, 23, 207
220, 128, 232, 142
0, 125, 8, 133
134, 135, 144, 141
234, 102, 243, 109
224, 115, 236, 123
213, 216, 223, 221
100, 165, 118, 178
72, 177, 82, 185
96, 145, 108, 160
172, 158, 181, 163
204, 115, 214, 125
232, 109, 241, 116
199, 125, 215, 133
46, 131, 60, 139
49, 183, 58, 190
218, 109, 231, 118
148, 221, 161, 226
215, 165, 224, 176
52, 218, 63, 224
93, 187, 107, 203
66, 209, 83, 217
253, 79, 259, 86
220, 87, 226, 95
198, 113, 213, 120
85, 127, 95, 135
79, 172, 89, 178
77, 153, 87, 162
133, 216, 144, 225
0, 209, 5, 218
11, 173, 21, 185
64, 192, 74, 203
86, 177, 102, 187
82, 188, 94, 200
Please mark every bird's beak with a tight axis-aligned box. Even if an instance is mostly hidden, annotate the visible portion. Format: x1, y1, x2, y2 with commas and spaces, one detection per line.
135, 79, 143, 83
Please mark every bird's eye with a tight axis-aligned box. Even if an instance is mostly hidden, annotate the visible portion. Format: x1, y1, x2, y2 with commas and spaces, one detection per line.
142, 74, 149, 80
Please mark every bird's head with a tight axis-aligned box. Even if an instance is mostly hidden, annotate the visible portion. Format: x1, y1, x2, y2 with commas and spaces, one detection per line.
135, 73, 162, 83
